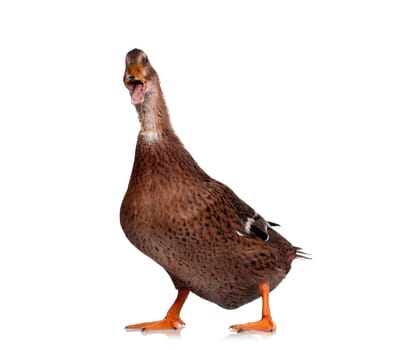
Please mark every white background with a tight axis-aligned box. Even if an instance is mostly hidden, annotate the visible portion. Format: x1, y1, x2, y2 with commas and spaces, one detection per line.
1, 1, 414, 349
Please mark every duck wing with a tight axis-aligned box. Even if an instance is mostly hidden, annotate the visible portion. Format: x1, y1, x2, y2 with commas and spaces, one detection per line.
203, 180, 277, 242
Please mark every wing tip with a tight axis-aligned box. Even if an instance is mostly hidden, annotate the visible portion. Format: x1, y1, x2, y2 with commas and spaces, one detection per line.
267, 221, 280, 227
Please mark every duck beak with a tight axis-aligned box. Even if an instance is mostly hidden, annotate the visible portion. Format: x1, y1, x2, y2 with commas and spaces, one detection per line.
124, 63, 146, 105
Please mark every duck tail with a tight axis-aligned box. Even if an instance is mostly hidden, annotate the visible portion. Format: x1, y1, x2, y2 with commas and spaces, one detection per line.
294, 246, 312, 260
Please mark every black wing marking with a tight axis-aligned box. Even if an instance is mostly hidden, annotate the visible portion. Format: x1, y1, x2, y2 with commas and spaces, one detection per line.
249, 224, 269, 241
236, 213, 272, 242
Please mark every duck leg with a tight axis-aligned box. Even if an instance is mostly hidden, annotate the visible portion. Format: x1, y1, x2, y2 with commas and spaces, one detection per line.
125, 288, 190, 331
230, 283, 276, 333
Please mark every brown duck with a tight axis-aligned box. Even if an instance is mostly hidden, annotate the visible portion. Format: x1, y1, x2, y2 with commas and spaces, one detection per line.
120, 48, 307, 333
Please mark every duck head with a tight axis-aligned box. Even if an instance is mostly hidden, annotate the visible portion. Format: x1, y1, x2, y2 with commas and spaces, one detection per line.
124, 49, 157, 106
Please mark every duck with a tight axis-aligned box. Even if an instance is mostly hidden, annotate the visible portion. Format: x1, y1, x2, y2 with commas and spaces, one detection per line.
120, 48, 308, 333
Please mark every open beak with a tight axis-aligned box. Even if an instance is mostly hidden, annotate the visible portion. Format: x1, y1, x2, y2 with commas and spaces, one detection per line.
125, 63, 146, 105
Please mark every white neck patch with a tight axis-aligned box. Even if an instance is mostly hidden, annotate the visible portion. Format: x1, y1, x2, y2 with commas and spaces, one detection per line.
140, 130, 161, 143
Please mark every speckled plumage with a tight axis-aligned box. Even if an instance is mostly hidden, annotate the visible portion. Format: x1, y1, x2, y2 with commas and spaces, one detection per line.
120, 49, 306, 331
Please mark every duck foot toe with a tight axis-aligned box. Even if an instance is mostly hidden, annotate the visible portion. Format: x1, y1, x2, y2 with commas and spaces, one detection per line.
229, 316, 276, 333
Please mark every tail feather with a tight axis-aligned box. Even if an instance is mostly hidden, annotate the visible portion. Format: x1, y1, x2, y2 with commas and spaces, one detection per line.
294, 246, 312, 260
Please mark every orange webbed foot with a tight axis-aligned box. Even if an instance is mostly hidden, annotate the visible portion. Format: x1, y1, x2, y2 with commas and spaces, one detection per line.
230, 316, 276, 333
125, 316, 185, 332
125, 288, 189, 332
230, 283, 276, 333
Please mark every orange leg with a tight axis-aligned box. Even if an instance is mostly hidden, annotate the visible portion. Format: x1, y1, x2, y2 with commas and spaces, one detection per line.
230, 283, 276, 333
125, 288, 190, 331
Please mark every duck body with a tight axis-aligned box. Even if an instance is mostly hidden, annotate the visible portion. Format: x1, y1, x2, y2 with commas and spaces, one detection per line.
120, 131, 296, 309
120, 49, 306, 332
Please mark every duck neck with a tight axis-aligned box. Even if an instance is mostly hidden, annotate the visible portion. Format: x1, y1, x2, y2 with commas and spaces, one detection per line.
135, 83, 174, 143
